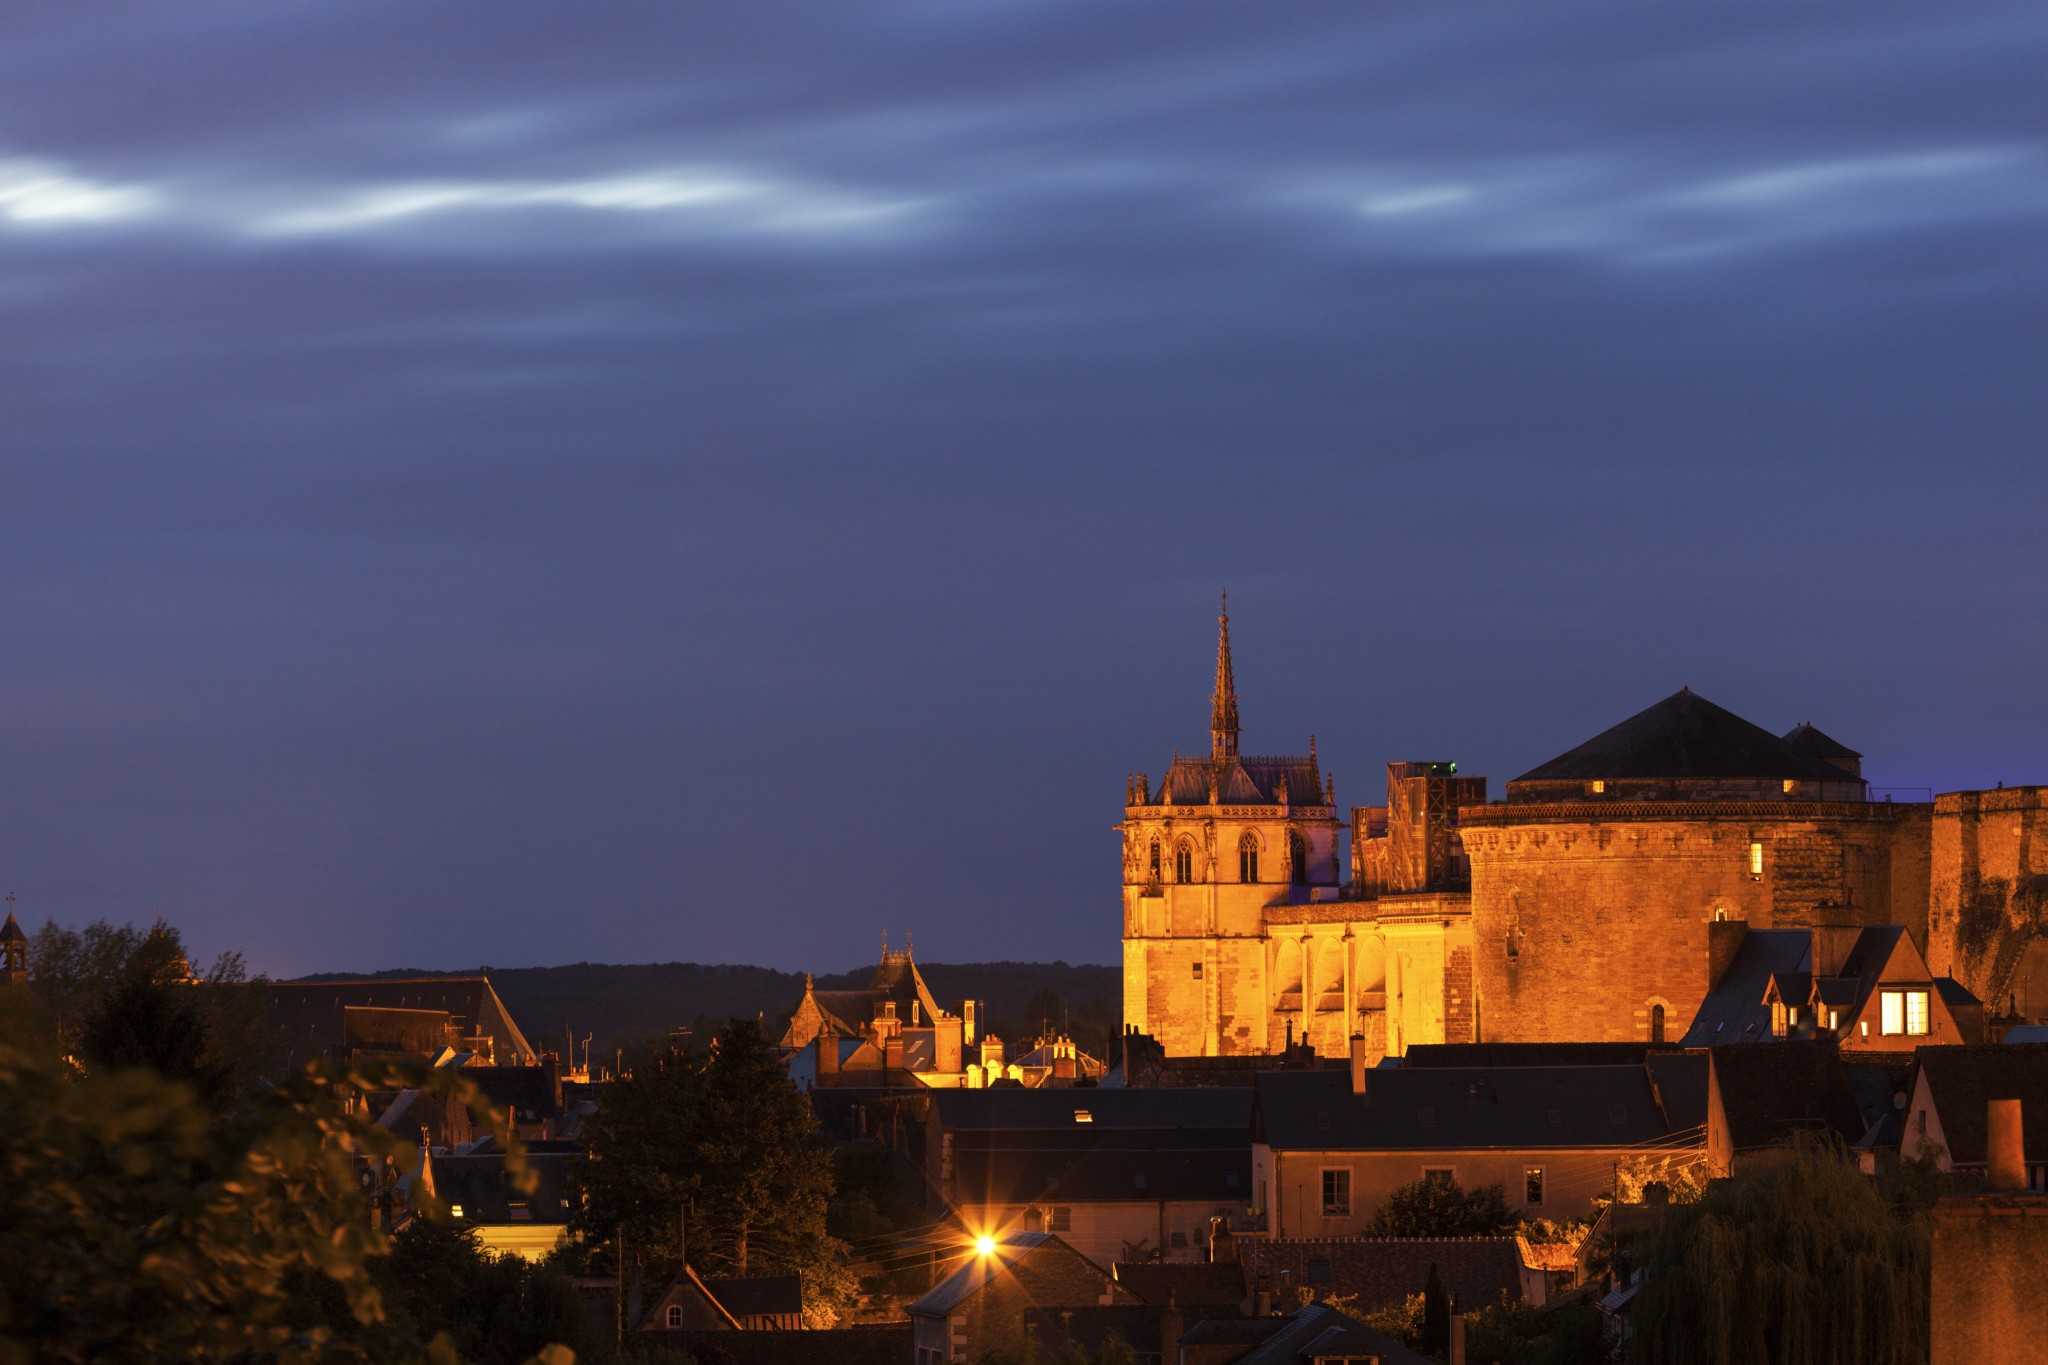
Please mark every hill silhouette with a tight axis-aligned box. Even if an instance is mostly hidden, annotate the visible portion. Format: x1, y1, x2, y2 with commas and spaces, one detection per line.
294, 958, 1121, 1059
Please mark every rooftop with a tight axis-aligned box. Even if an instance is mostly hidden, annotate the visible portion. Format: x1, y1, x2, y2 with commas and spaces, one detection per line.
1514, 688, 1861, 785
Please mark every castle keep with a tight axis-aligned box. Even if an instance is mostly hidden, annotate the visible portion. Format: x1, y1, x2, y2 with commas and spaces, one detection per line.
1123, 607, 2037, 1057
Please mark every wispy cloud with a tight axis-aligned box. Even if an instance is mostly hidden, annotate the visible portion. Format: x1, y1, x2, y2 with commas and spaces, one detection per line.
0, 159, 157, 225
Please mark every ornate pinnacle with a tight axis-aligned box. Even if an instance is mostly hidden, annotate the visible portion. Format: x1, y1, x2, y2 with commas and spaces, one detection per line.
1211, 592, 1239, 759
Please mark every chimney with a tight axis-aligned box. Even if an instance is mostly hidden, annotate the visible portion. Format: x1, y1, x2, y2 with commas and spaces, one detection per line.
1708, 918, 1749, 992
1158, 1288, 1184, 1365
1254, 1275, 1273, 1318
1988, 1098, 2026, 1192
816, 1022, 839, 1085
1349, 1034, 1369, 1096
1207, 1215, 1237, 1264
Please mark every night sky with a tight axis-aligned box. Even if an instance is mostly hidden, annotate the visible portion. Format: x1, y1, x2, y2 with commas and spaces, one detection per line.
4, 3, 2044, 978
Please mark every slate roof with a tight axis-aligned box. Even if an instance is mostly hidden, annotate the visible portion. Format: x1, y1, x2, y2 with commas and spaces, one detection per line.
1402, 1043, 1683, 1068
1914, 1043, 2048, 1164
700, 1273, 803, 1320
1783, 722, 1862, 762
947, 1129, 1249, 1205
932, 1087, 1251, 1131
1239, 1239, 1523, 1316
267, 978, 537, 1068
433, 1152, 582, 1225
1112, 1261, 1251, 1313
1682, 930, 1828, 1046
1154, 755, 1326, 807
1254, 1065, 1702, 1151
1020, 1305, 1166, 1357
633, 1328, 911, 1365
911, 1233, 1131, 1317
1709, 1042, 1866, 1150
1515, 689, 1857, 784
0, 911, 24, 943
1181, 1305, 1432, 1365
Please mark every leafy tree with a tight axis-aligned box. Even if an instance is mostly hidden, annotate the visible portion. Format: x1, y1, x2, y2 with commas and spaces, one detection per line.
1421, 1262, 1451, 1358
0, 1000, 553, 1364
1464, 1296, 1612, 1365
1627, 1137, 1936, 1365
575, 1017, 855, 1325
1365, 1174, 1514, 1238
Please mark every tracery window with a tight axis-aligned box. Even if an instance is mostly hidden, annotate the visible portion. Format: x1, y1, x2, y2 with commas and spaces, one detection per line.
1239, 833, 1259, 883
1288, 831, 1309, 886
1149, 839, 1161, 880
1175, 842, 1194, 883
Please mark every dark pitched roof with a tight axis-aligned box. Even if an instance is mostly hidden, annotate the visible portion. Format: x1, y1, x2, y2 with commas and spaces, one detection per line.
1515, 689, 1856, 784
0, 912, 24, 944
1709, 1041, 1865, 1150
910, 1233, 1128, 1317
1254, 1065, 1700, 1151
1020, 1305, 1166, 1357
1239, 1239, 1523, 1316
434, 1152, 582, 1225
266, 978, 536, 1068
1914, 1043, 2048, 1164
948, 1128, 1249, 1205
1783, 722, 1862, 762
466, 1064, 563, 1121
1155, 755, 1326, 807
1681, 930, 1813, 1046
1237, 1304, 1433, 1365
700, 1273, 803, 1320
1112, 1261, 1250, 1313
1403, 1043, 1681, 1068
634, 1328, 911, 1365
932, 1087, 1251, 1131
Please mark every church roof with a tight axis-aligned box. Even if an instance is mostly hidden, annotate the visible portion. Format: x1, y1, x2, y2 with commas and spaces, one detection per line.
1782, 721, 1862, 762
0, 912, 24, 944
1155, 755, 1324, 806
1515, 688, 1856, 784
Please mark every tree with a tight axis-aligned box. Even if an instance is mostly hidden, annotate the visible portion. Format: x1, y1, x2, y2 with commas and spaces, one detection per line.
1420, 1262, 1451, 1358
0, 999, 550, 1364
575, 1017, 855, 1325
1364, 1174, 1514, 1238
1627, 1137, 1935, 1365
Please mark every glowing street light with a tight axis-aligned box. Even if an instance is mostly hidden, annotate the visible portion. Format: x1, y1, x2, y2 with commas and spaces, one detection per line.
974, 1235, 997, 1257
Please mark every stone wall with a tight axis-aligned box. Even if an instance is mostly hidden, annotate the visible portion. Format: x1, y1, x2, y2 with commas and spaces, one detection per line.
1928, 787, 2048, 1019
1931, 1193, 2048, 1365
1462, 802, 1927, 1043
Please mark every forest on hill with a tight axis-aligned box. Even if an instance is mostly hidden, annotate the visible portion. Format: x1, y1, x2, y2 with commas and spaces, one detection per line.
296, 958, 1123, 1062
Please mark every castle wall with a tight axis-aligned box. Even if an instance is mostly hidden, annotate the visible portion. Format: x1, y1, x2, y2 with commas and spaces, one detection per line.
1463, 802, 1926, 1043
1928, 787, 2048, 1019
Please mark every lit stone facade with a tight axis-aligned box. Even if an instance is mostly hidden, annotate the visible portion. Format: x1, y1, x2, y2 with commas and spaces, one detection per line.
1927, 785, 2048, 1019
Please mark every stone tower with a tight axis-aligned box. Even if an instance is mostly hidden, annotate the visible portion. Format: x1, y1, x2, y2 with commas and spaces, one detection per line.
2, 910, 26, 987
1120, 600, 1343, 1056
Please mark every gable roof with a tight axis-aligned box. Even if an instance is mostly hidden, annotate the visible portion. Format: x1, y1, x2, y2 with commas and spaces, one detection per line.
1231, 1304, 1433, 1365
932, 1086, 1251, 1131
701, 1273, 804, 1321
1254, 1064, 1701, 1152
1154, 755, 1327, 808
909, 1233, 1125, 1317
1515, 689, 1857, 784
0, 911, 24, 944
1239, 1239, 1523, 1316
1709, 1042, 1865, 1150
1913, 1043, 2048, 1164
1112, 1261, 1249, 1314
267, 978, 537, 1069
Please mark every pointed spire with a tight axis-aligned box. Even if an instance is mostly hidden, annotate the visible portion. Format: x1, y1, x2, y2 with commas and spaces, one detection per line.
1211, 591, 1239, 759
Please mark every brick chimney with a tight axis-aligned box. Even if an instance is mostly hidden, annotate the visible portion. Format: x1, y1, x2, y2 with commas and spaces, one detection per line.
1349, 1033, 1369, 1096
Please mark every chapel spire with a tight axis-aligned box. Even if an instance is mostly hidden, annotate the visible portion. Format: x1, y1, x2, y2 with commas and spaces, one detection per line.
1211, 592, 1239, 759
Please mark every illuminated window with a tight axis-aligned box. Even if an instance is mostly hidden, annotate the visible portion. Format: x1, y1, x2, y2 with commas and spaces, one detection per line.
1321, 1169, 1351, 1217
1591, 780, 1605, 795
1906, 990, 1930, 1036
1149, 840, 1161, 879
1750, 842, 1764, 877
1880, 991, 1904, 1035
1239, 834, 1259, 884
1175, 843, 1194, 883
666, 1306, 683, 1328
449, 1204, 465, 1219
1782, 779, 1797, 794
1771, 1000, 1789, 1037
1073, 1109, 1092, 1123
1525, 1167, 1545, 1206
1288, 831, 1309, 886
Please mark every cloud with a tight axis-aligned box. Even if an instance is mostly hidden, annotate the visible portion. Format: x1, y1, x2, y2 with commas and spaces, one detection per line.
0, 159, 156, 225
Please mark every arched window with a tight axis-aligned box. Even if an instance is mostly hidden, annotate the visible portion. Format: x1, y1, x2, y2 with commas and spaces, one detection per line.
1288, 831, 1309, 886
1239, 833, 1260, 883
1175, 842, 1194, 884
1650, 1003, 1666, 1044
666, 1305, 683, 1329
1148, 839, 1161, 881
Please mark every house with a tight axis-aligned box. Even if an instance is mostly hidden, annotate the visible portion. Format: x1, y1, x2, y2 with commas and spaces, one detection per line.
1252, 1044, 1713, 1234
1113, 1257, 1252, 1320
909, 1232, 1137, 1365
640, 1266, 805, 1331
927, 1087, 1253, 1268
432, 1152, 581, 1261
264, 977, 537, 1071
1901, 1043, 2048, 1189
1237, 1237, 1525, 1316
1179, 1303, 1432, 1365
464, 1056, 569, 1139
1682, 922, 1981, 1049
1705, 1041, 1868, 1171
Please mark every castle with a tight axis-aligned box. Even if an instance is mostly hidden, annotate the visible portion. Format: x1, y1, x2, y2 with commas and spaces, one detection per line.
1122, 604, 2048, 1058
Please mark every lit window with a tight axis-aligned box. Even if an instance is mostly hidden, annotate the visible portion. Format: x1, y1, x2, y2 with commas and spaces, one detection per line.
1880, 991, 1904, 1035
1906, 991, 1930, 1036
1073, 1109, 1093, 1124
1321, 1169, 1351, 1217
1591, 780, 1605, 794
1782, 779, 1797, 794
1239, 835, 1259, 884
1525, 1167, 1545, 1206
1175, 844, 1194, 883
1750, 842, 1764, 877
666, 1306, 683, 1329
449, 1204, 465, 1219
1771, 1000, 1789, 1037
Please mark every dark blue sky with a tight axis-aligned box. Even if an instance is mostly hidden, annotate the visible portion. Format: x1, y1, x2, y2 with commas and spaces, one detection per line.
3, 2, 2044, 978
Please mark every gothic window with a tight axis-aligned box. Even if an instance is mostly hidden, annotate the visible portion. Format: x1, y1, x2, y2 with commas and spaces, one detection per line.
1288, 831, 1309, 886
1175, 842, 1194, 883
1650, 1003, 1666, 1044
1149, 839, 1161, 880
1239, 833, 1260, 883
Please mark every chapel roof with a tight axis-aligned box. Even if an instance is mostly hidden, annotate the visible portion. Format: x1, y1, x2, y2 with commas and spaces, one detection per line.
1515, 688, 1858, 784
0, 911, 24, 944
1782, 721, 1863, 762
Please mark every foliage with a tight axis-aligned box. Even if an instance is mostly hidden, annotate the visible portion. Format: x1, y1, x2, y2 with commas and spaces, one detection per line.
976, 1331, 1137, 1365
1421, 1262, 1451, 1358
372, 1220, 609, 1365
1627, 1137, 1936, 1365
1464, 1297, 1613, 1365
1359, 1291, 1424, 1345
1365, 1174, 1515, 1238
1608, 1153, 1709, 1208
0, 1002, 554, 1365
574, 1017, 855, 1326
